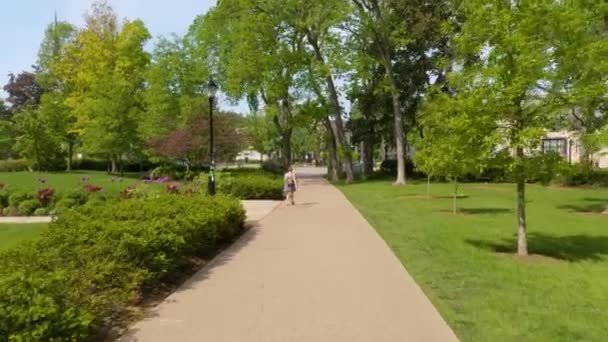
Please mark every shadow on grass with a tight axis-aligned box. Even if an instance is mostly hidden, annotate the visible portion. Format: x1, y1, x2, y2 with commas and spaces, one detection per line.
459, 208, 512, 215
558, 203, 607, 214
467, 233, 608, 262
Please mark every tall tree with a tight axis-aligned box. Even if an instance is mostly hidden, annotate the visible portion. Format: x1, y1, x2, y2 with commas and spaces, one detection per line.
3, 71, 43, 113
11, 108, 62, 170
56, 2, 151, 173
443, 1, 573, 256
349, 0, 452, 184
190, 0, 309, 170
37, 19, 78, 170
545, 2, 608, 169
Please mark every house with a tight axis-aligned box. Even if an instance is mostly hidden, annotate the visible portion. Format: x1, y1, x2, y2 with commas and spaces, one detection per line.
541, 130, 608, 169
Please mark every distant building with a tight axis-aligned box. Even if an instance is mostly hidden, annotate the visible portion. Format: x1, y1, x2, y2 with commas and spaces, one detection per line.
542, 131, 608, 169
236, 150, 263, 162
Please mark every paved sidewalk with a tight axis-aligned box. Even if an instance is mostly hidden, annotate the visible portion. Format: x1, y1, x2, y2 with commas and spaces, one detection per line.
122, 168, 458, 342
0, 216, 53, 224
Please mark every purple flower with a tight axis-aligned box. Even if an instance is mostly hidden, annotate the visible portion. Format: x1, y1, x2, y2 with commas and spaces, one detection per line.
143, 179, 152, 184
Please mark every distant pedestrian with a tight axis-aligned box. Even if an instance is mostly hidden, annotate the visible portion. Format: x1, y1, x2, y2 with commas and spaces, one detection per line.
283, 167, 297, 205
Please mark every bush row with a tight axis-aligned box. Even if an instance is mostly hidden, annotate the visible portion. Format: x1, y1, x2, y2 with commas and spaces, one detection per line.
0, 186, 94, 217
378, 158, 608, 186
216, 169, 284, 200
0, 159, 30, 172
0, 194, 245, 341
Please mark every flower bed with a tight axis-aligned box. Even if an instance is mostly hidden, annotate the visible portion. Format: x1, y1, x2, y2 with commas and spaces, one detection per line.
0, 194, 245, 340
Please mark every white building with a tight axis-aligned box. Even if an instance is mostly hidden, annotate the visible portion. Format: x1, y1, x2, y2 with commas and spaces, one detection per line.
236, 150, 263, 162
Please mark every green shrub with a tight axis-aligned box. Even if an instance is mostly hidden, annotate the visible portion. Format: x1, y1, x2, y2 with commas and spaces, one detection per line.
55, 198, 78, 210
2, 207, 19, 216
33, 208, 49, 216
0, 194, 245, 340
0, 190, 8, 208
261, 159, 284, 174
8, 191, 34, 207
217, 171, 283, 200
18, 199, 40, 215
64, 188, 89, 205
380, 159, 425, 179
0, 159, 30, 172
553, 164, 608, 187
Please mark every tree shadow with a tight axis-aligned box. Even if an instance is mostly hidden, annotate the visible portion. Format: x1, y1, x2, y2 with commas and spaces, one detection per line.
558, 203, 607, 214
111, 223, 260, 341
467, 232, 608, 262
433, 194, 470, 199
459, 208, 512, 215
582, 197, 608, 203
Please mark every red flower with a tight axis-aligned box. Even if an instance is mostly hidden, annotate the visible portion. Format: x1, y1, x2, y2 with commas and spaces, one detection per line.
38, 187, 55, 205
83, 184, 102, 193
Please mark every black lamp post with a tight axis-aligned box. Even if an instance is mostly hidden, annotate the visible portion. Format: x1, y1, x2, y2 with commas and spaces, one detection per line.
207, 79, 218, 196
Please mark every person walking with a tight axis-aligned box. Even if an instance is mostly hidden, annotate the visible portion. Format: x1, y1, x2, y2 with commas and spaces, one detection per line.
283, 167, 297, 205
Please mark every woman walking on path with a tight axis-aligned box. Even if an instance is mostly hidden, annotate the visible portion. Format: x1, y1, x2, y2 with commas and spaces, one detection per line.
283, 167, 297, 205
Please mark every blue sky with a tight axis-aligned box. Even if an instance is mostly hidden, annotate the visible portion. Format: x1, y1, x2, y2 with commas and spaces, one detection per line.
0, 0, 248, 112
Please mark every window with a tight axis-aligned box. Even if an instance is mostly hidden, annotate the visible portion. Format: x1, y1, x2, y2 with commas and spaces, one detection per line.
542, 138, 567, 157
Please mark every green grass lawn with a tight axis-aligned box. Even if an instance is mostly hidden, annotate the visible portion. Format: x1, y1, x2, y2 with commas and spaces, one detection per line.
339, 181, 608, 341
0, 223, 48, 251
0, 171, 145, 195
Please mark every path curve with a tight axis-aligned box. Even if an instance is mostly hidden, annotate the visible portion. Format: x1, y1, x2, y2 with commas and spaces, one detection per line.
122, 167, 458, 342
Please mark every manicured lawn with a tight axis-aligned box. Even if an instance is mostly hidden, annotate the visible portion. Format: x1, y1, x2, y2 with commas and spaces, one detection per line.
0, 171, 144, 195
0, 223, 48, 251
339, 181, 608, 341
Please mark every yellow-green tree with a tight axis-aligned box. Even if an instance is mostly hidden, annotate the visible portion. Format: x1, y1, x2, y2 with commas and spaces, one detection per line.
56, 2, 150, 173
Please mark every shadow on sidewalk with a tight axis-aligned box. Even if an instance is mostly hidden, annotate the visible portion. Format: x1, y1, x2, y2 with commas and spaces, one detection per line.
117, 223, 261, 342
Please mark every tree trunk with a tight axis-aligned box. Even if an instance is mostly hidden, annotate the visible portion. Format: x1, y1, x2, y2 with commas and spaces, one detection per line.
516, 146, 528, 256
281, 129, 292, 170
66, 141, 73, 172
110, 157, 117, 174
307, 33, 354, 183
427, 175, 431, 199
452, 179, 458, 215
324, 118, 339, 181
385, 59, 406, 185
362, 139, 374, 178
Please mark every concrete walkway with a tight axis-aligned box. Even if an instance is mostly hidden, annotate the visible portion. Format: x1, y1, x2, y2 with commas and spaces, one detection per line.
122, 168, 458, 342
0, 216, 53, 224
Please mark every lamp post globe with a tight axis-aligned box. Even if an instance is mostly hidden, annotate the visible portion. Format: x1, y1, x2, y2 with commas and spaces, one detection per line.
207, 79, 218, 196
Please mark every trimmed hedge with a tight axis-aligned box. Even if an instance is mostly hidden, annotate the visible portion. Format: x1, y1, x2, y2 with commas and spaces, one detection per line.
0, 159, 30, 172
217, 170, 284, 200
0, 194, 245, 340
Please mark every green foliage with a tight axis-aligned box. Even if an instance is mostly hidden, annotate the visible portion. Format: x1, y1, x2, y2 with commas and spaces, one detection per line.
56, 3, 151, 162
18, 199, 40, 215
379, 159, 423, 179
11, 108, 64, 170
0, 159, 30, 172
0, 194, 245, 340
217, 170, 283, 200
261, 159, 285, 175
8, 191, 34, 208
34, 207, 49, 216
54, 198, 78, 211
64, 188, 89, 206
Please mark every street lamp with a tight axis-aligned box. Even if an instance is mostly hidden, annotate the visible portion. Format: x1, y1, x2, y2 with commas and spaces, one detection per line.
206, 79, 218, 195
